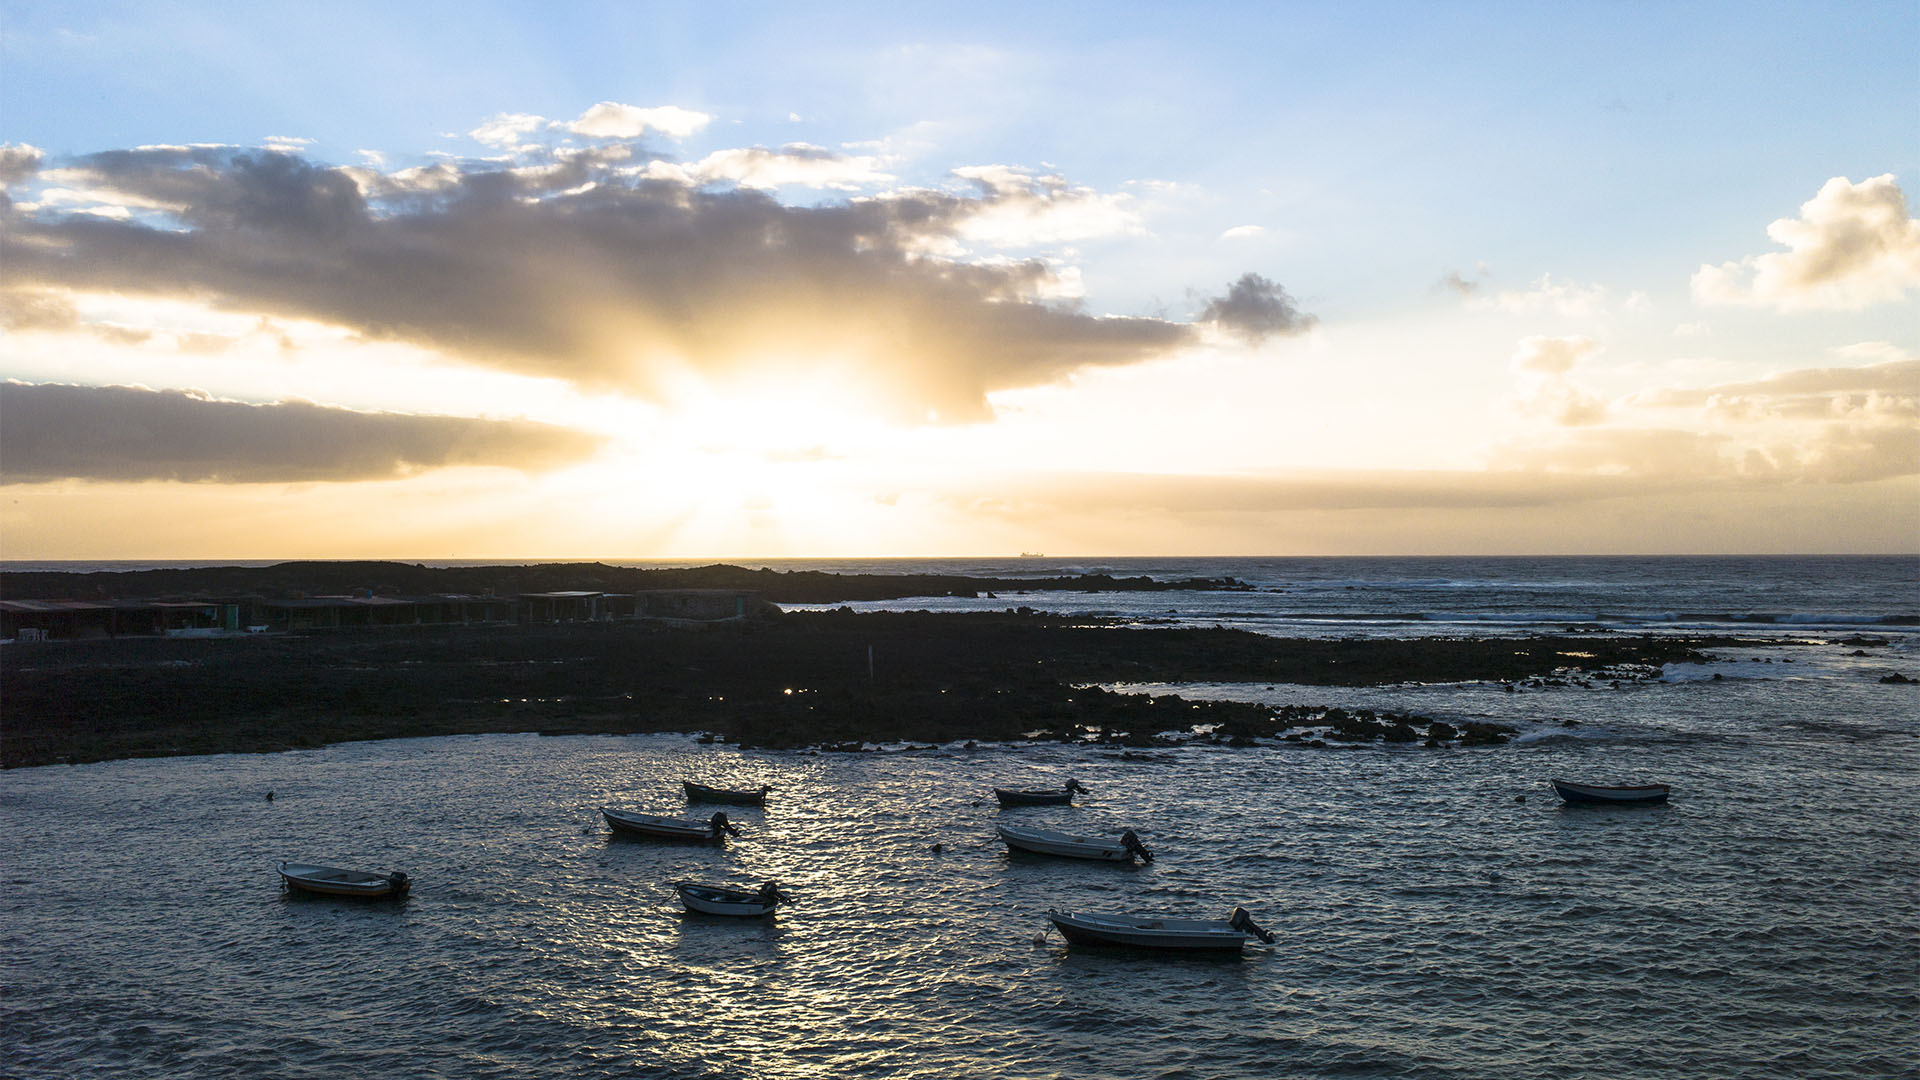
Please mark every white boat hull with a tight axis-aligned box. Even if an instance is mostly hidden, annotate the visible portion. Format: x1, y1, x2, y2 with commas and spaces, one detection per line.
1048, 910, 1260, 950
277, 862, 408, 898
994, 788, 1075, 806
684, 781, 770, 805
602, 807, 729, 842
997, 824, 1134, 861
675, 881, 786, 916
1549, 779, 1671, 805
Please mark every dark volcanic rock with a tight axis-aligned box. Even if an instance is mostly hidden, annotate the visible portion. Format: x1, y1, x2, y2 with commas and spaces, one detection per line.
0, 561, 1252, 605
1, 612, 1711, 768
1458, 722, 1517, 746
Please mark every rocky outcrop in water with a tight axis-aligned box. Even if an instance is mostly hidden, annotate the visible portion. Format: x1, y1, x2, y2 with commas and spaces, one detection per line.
0, 611, 1715, 767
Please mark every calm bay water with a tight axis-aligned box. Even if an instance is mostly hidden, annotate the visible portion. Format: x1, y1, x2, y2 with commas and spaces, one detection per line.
3, 556, 1916, 1078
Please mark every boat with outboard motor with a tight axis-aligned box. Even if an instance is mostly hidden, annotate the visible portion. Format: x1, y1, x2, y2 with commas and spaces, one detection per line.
684, 780, 771, 805
994, 779, 1088, 807
602, 807, 742, 842
996, 823, 1152, 862
1549, 778, 1671, 805
1047, 907, 1274, 951
674, 880, 792, 916
277, 862, 410, 899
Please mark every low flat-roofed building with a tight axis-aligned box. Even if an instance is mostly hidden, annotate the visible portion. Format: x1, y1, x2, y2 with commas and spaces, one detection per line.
255, 594, 513, 630
639, 589, 759, 621
1, 598, 244, 639
1, 598, 122, 640
3, 586, 761, 640
518, 591, 609, 623
517, 589, 761, 623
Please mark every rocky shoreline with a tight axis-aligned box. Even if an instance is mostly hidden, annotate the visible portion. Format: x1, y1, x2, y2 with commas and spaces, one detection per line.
1, 609, 1723, 769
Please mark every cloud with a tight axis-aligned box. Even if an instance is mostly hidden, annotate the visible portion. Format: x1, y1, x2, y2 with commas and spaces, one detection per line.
1630, 350, 1919, 410
1495, 427, 1733, 478
1515, 381, 1610, 426
947, 165, 1144, 246
469, 113, 547, 151
1475, 274, 1608, 316
174, 331, 237, 355
1199, 272, 1316, 343
1438, 269, 1482, 297
339, 161, 464, 198
12, 182, 181, 218
1515, 348, 1920, 483
1508, 336, 1608, 425
1510, 335, 1599, 375
947, 467, 1700, 515
1794, 420, 1920, 483
1219, 224, 1264, 240
1, 144, 1200, 422
0, 289, 80, 331
1692, 174, 1920, 310
1, 143, 45, 186
0, 382, 605, 483
262, 135, 313, 154
636, 143, 892, 190
566, 102, 712, 140
932, 465, 1916, 554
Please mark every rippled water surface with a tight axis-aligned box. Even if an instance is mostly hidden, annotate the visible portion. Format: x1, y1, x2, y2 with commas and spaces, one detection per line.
5, 638, 1917, 1079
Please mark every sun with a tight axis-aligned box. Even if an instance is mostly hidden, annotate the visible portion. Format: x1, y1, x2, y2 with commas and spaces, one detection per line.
537, 371, 911, 555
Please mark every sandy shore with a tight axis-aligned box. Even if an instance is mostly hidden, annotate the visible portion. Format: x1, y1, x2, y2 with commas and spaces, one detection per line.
0, 610, 1725, 768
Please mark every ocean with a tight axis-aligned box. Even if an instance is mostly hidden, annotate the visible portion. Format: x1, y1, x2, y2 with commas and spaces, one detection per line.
2, 556, 1915, 1078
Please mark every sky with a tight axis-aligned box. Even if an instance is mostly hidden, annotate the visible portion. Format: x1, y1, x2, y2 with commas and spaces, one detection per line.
1, 1, 1915, 558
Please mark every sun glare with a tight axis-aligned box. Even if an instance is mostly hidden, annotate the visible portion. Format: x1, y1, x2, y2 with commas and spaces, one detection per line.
546, 369, 908, 554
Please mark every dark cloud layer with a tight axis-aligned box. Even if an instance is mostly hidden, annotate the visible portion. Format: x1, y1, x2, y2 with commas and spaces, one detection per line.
1201, 273, 1316, 343
0, 382, 605, 483
1, 146, 1221, 421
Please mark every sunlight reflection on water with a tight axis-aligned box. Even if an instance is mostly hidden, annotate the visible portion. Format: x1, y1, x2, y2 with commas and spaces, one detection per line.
2, 655, 1917, 1079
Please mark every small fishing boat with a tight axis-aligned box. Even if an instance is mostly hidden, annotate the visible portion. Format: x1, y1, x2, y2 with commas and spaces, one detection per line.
602, 807, 742, 842
994, 778, 1088, 807
997, 823, 1153, 862
1549, 778, 1671, 805
674, 880, 793, 917
277, 862, 410, 899
1047, 908, 1274, 951
684, 780, 771, 805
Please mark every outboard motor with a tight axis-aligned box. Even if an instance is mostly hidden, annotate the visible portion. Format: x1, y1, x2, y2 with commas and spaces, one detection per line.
1121, 829, 1154, 863
758, 881, 793, 907
386, 871, 411, 896
1065, 778, 1089, 795
1228, 906, 1275, 944
709, 812, 742, 840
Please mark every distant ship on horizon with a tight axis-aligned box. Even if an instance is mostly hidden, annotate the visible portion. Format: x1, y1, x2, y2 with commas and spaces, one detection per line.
1019, 552, 1044, 558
